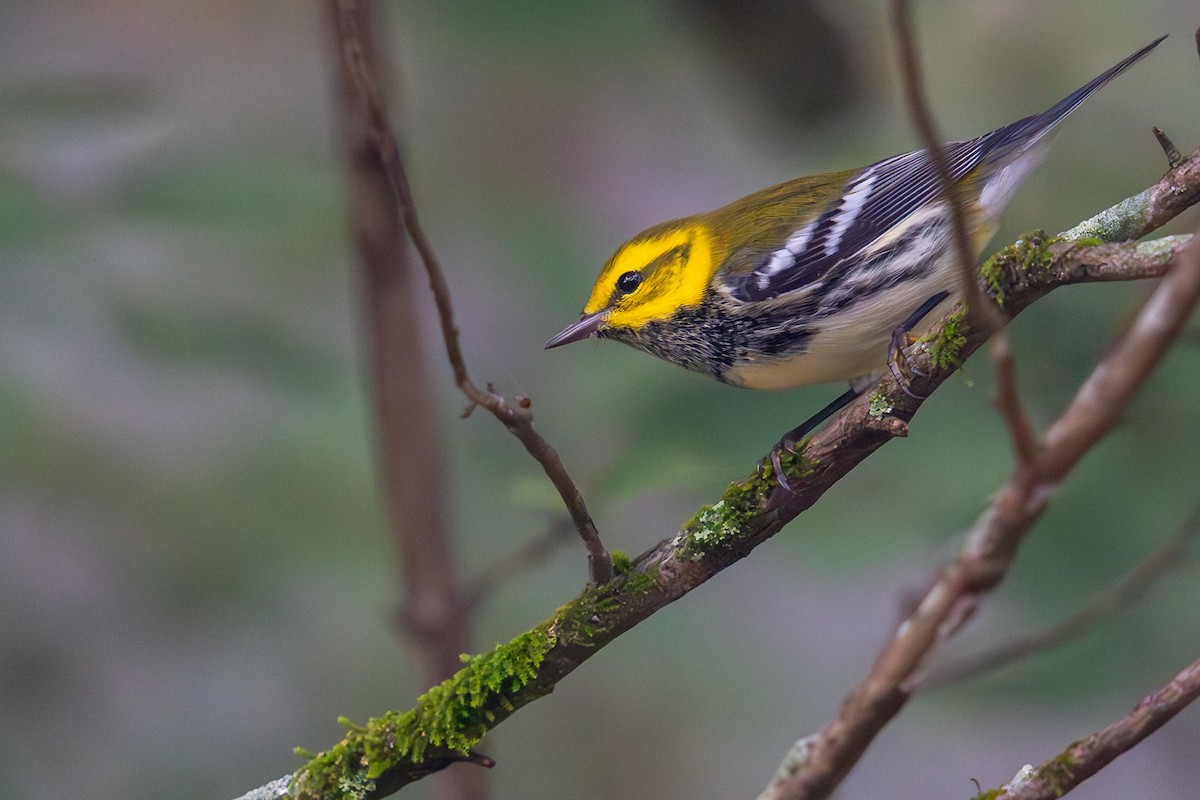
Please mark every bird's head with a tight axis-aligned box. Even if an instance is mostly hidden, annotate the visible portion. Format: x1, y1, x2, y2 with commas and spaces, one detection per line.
546, 219, 716, 348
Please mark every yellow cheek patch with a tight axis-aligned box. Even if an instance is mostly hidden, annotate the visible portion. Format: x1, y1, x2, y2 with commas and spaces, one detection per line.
584, 225, 714, 329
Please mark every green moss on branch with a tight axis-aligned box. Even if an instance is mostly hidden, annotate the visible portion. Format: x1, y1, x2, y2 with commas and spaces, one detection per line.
290, 627, 555, 798
979, 230, 1060, 307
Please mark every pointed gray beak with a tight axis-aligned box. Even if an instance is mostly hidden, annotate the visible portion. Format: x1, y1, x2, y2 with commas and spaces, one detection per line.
545, 310, 608, 349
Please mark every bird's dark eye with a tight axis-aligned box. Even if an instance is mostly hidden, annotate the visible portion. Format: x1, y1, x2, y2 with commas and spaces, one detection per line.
616, 270, 643, 294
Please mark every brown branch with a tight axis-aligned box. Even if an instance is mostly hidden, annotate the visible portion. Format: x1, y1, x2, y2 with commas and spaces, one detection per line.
277, 164, 1199, 798
922, 502, 1200, 689
890, 0, 1006, 336
990, 336, 1042, 466
326, 0, 468, 674
758, 224, 1200, 800
1038, 246, 1200, 478
1063, 142, 1200, 243
992, 654, 1200, 799
1154, 126, 1184, 168
326, 0, 611, 586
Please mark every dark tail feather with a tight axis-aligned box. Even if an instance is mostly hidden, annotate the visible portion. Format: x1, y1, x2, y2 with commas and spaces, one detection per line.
989, 35, 1166, 152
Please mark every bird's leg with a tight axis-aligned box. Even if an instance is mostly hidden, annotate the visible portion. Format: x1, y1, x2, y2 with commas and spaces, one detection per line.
887, 290, 950, 397
766, 290, 952, 492
766, 386, 861, 492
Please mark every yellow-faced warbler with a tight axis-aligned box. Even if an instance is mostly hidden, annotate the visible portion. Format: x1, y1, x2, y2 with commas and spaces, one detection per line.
547, 38, 1163, 464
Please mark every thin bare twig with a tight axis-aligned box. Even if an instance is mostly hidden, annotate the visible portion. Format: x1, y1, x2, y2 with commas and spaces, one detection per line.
923, 502, 1200, 689
890, 0, 1006, 336
328, 0, 610, 585
1038, 251, 1200, 479
990, 337, 1042, 466
993, 654, 1200, 799
893, 0, 1032, 495
1154, 126, 1184, 168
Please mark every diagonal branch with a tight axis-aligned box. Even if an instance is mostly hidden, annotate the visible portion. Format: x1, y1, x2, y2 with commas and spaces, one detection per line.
239, 11, 1200, 797
991, 336, 1042, 466
327, 0, 611, 586
758, 218, 1200, 800
992, 654, 1200, 799
1061, 137, 1200, 243
922, 503, 1200, 690
270, 148, 1200, 797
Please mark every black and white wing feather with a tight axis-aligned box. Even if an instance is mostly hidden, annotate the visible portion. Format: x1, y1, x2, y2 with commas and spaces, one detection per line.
721, 34, 1164, 305
721, 142, 988, 303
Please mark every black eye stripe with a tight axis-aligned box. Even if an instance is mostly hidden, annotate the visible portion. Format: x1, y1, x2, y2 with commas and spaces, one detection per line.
649, 243, 689, 271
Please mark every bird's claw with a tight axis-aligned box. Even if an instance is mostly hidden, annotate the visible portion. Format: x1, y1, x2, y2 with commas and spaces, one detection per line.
767, 438, 800, 494
887, 326, 928, 400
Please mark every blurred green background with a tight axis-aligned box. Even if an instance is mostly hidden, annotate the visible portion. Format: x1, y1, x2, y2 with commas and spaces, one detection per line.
2, 2, 1199, 799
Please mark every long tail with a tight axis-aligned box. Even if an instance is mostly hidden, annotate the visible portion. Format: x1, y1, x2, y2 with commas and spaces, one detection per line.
974, 35, 1165, 216
987, 35, 1166, 158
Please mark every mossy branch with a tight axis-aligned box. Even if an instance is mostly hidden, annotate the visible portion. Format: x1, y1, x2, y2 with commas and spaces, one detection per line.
229, 146, 1200, 800
986, 655, 1200, 800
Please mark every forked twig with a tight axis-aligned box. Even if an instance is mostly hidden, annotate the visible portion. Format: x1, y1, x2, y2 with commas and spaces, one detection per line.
248, 11, 1200, 799
329, 0, 611, 584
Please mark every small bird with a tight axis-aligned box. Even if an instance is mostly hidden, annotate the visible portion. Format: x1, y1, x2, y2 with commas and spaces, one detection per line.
547, 37, 1163, 458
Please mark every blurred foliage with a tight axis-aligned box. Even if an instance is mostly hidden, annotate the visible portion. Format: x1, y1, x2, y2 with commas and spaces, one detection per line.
677, 0, 863, 122
1, 2, 1198, 800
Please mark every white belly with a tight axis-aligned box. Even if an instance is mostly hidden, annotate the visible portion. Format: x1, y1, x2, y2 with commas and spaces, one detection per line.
725, 274, 959, 390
